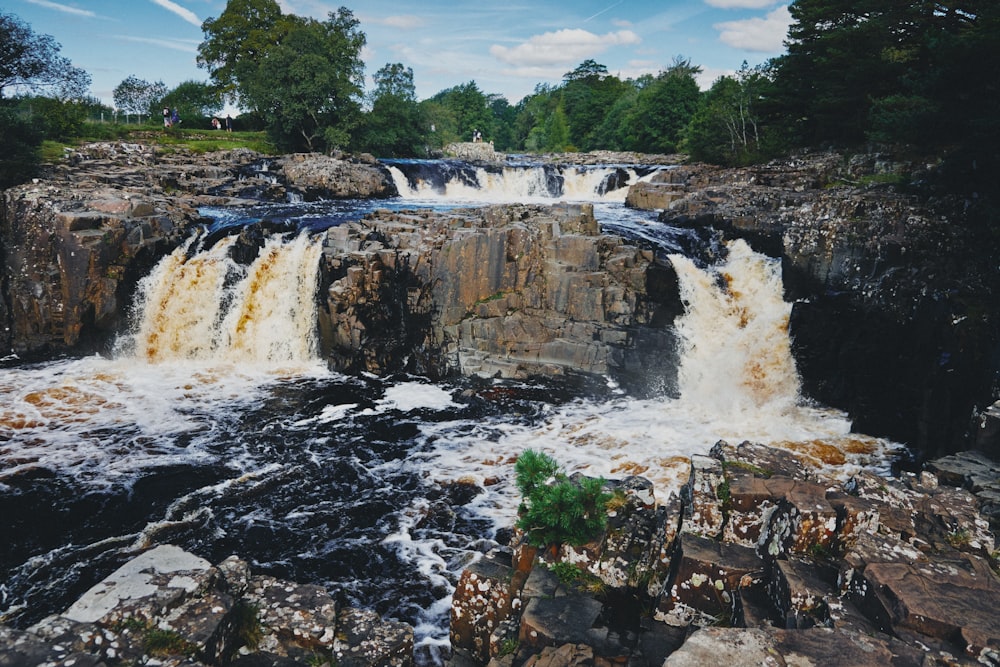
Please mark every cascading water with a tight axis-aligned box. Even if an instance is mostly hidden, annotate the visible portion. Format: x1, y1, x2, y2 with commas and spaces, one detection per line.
117, 232, 323, 364
0, 175, 901, 666
672, 239, 801, 418
385, 160, 659, 203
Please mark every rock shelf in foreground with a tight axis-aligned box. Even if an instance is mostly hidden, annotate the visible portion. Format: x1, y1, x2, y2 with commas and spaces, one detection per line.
3, 444, 997, 666
451, 442, 1000, 667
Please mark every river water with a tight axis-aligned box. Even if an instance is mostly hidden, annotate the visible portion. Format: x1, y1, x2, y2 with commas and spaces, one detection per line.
0, 161, 900, 664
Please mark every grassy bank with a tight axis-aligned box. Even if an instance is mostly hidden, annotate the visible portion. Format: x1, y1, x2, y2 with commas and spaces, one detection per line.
40, 122, 275, 163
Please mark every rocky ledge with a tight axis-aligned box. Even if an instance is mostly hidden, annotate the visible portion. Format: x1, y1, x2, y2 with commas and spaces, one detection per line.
7, 445, 995, 667
0, 143, 393, 356
450, 443, 1000, 667
0, 544, 412, 667
627, 152, 1000, 461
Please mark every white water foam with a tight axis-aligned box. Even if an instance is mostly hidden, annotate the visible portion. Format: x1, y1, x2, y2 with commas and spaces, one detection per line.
387, 164, 656, 204
1, 231, 331, 491
407, 239, 899, 529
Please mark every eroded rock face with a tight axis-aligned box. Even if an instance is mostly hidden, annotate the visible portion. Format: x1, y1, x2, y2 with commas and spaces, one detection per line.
318, 203, 680, 385
0, 144, 397, 357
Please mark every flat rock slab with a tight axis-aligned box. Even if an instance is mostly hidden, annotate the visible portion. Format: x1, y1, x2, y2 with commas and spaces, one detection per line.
62, 544, 212, 624
663, 626, 928, 667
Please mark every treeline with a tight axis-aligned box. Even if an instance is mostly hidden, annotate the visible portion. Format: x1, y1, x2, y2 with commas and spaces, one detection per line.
2, 1, 998, 200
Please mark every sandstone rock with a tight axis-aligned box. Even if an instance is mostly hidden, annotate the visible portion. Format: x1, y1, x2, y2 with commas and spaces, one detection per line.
4, 546, 415, 667
679, 455, 726, 537
319, 203, 679, 381
61, 544, 214, 625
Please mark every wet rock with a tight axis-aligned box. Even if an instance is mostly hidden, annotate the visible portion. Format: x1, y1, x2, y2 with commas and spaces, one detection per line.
2, 545, 415, 667
453, 444, 1000, 667
451, 549, 522, 663
278, 153, 396, 200
332, 608, 414, 667
318, 203, 679, 382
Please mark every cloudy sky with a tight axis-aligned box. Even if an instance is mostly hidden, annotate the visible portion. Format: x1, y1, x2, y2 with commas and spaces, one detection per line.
10, 0, 792, 108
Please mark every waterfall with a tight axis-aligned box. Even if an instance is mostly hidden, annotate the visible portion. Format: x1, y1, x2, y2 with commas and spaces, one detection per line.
385, 161, 658, 202
670, 239, 801, 417
118, 232, 324, 364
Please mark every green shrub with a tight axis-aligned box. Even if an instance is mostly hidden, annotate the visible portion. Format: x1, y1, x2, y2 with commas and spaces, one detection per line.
514, 449, 611, 547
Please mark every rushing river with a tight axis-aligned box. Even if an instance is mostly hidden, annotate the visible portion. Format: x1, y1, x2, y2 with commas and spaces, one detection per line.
0, 160, 900, 665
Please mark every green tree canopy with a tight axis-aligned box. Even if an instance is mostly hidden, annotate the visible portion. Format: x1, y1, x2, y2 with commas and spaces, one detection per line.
196, 0, 295, 107
626, 59, 702, 154
560, 60, 628, 150
160, 80, 223, 124
357, 63, 426, 157
426, 82, 493, 143
201, 4, 366, 152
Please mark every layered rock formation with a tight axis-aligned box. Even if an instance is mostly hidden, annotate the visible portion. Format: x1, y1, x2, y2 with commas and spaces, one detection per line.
2, 145, 997, 460
318, 203, 678, 387
450, 442, 1000, 667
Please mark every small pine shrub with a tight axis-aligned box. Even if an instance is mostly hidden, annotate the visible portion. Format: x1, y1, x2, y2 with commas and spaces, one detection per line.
514, 449, 612, 548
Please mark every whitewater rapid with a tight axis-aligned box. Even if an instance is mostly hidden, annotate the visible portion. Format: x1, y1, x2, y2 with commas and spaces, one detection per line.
0, 188, 901, 663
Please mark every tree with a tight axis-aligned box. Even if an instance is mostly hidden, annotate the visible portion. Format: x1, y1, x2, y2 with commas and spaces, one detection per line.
196, 0, 295, 107
626, 59, 702, 154
0, 11, 91, 100
685, 62, 776, 165
426, 82, 493, 143
0, 105, 43, 188
113, 76, 167, 123
236, 9, 366, 152
560, 60, 628, 150
160, 80, 223, 127
357, 63, 426, 157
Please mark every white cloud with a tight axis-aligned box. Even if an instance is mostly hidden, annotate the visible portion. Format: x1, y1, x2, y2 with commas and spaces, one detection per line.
372, 15, 426, 29
490, 29, 641, 67
704, 0, 779, 8
24, 0, 96, 18
116, 35, 200, 54
149, 0, 202, 28
714, 5, 791, 52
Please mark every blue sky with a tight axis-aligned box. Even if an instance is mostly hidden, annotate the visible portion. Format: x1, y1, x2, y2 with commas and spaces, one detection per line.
10, 0, 793, 109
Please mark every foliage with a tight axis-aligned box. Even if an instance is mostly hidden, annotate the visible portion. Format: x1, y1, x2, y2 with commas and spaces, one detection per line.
113, 75, 167, 123
159, 80, 224, 129
206, 7, 366, 152
144, 628, 197, 657
514, 449, 612, 547
546, 561, 606, 594
0, 11, 90, 100
196, 0, 295, 107
356, 63, 426, 157
424, 82, 493, 144
685, 63, 780, 165
0, 102, 43, 188
561, 59, 629, 150
625, 62, 701, 154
